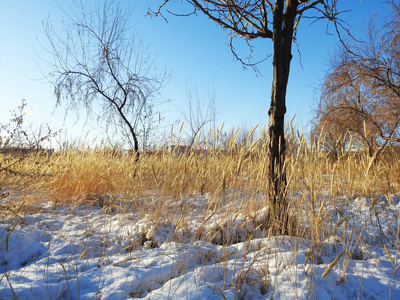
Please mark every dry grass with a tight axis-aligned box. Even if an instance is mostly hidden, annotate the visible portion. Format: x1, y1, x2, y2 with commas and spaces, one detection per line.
1, 128, 400, 298
1, 129, 400, 211
1, 129, 399, 249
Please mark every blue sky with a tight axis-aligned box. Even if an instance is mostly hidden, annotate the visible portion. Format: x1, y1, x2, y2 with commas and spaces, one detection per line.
0, 1, 390, 147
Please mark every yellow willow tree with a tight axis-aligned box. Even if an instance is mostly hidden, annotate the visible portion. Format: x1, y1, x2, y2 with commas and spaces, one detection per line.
313, 1, 400, 159
152, 0, 350, 234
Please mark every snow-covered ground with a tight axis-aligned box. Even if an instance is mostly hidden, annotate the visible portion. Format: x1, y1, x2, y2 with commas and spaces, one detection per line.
0, 192, 399, 299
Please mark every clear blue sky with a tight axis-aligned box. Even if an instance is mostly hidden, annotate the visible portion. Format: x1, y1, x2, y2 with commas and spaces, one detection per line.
0, 0, 390, 147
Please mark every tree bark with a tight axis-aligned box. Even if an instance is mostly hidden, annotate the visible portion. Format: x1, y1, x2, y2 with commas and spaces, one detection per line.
117, 105, 140, 161
267, 0, 298, 235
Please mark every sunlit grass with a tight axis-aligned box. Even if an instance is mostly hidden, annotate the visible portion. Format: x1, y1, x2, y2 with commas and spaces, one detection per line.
1, 127, 399, 225
1, 127, 399, 298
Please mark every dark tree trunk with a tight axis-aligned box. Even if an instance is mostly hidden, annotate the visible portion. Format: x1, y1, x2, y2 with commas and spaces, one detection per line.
267, 0, 298, 235
127, 122, 140, 162
117, 106, 140, 161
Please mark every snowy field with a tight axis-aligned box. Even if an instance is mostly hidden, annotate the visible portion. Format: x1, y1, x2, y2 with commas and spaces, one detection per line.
0, 192, 399, 299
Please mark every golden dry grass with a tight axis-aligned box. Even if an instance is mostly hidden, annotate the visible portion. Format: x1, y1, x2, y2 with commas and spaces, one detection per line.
1, 130, 399, 223
1, 130, 399, 298
1, 133, 399, 200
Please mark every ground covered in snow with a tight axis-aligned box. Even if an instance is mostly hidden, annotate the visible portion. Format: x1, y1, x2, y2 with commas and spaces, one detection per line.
0, 192, 399, 299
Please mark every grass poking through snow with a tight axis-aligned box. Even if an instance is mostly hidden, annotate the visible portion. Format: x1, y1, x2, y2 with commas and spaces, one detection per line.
0, 129, 399, 299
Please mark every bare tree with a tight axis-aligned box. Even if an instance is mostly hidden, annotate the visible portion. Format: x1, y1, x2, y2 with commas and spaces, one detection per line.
0, 100, 57, 150
313, 1, 400, 159
176, 84, 218, 149
0, 100, 57, 175
152, 0, 348, 234
43, 1, 167, 160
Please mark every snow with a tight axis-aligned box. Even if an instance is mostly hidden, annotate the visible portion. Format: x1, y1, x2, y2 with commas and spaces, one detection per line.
0, 193, 399, 299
